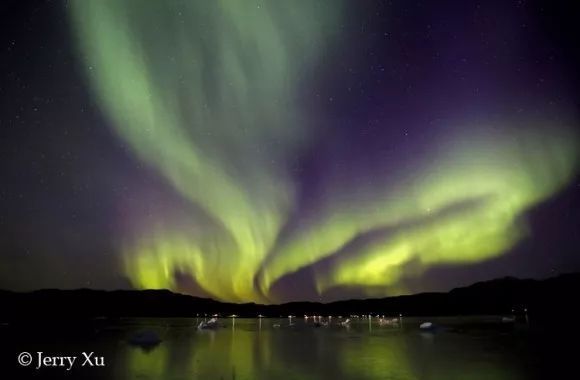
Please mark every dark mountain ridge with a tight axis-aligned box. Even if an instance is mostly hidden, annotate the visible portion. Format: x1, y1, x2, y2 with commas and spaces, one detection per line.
1, 273, 578, 321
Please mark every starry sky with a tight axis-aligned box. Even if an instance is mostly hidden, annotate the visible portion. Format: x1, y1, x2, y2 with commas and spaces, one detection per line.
1, 0, 579, 303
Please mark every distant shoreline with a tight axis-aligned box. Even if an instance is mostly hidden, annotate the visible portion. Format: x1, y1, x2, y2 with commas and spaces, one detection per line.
1, 273, 579, 321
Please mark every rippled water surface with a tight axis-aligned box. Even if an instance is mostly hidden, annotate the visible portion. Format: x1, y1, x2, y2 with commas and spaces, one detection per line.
1, 317, 571, 379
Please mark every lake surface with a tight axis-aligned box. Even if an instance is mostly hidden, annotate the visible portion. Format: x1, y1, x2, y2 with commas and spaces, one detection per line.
1, 316, 572, 379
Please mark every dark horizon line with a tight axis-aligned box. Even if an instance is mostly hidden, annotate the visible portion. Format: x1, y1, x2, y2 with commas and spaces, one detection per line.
2, 271, 578, 307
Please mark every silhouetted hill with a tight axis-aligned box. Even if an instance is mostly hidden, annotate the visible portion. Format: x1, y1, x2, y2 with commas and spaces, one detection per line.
1, 273, 579, 321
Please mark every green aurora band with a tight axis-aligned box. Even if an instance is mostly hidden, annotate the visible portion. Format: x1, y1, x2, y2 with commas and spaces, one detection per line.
70, 0, 578, 302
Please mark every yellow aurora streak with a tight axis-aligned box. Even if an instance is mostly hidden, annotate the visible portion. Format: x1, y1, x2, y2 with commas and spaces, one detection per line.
265, 126, 579, 295
70, 1, 578, 302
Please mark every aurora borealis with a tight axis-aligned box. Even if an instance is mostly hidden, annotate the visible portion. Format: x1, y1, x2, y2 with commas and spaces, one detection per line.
1, 0, 579, 303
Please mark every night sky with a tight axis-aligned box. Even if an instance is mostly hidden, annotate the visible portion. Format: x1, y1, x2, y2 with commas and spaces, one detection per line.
1, 0, 579, 303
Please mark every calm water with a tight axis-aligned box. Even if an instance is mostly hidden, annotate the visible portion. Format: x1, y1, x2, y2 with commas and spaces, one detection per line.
1, 317, 571, 379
